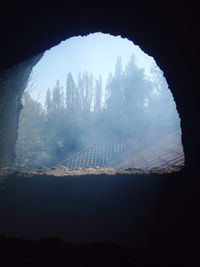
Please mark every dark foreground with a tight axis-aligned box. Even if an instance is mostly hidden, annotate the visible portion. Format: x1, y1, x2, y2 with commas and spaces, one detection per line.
0, 236, 148, 266
0, 235, 197, 266
0, 168, 199, 266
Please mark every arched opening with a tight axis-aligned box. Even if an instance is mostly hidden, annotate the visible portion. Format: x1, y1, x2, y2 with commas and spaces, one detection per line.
0, 4, 199, 265
16, 33, 184, 171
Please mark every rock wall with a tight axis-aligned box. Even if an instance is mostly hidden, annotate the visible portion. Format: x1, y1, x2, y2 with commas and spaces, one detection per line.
0, 55, 42, 166
0, 4, 199, 264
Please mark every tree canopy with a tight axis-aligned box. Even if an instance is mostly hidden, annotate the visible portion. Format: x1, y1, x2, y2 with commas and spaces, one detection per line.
16, 55, 180, 167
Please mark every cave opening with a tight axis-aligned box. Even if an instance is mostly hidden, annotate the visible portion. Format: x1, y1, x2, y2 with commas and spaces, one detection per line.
15, 32, 184, 171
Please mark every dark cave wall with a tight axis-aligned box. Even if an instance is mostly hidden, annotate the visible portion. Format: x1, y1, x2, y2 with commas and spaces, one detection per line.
0, 55, 42, 166
0, 4, 199, 262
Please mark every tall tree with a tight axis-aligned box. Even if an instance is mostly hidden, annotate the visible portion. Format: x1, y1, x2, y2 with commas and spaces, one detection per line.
145, 64, 180, 136
106, 56, 124, 111
122, 55, 150, 137
45, 88, 52, 113
94, 75, 102, 113
105, 55, 153, 138
79, 71, 94, 112
66, 73, 76, 111
52, 80, 64, 111
16, 91, 48, 167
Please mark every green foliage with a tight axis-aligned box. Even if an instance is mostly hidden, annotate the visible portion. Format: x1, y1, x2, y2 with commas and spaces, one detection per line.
16, 92, 50, 167
104, 55, 180, 139
16, 55, 180, 167
105, 56, 152, 138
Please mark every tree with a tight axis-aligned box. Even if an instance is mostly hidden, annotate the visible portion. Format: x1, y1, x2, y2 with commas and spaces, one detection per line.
104, 55, 151, 138
45, 88, 52, 113
16, 91, 49, 167
145, 64, 180, 137
94, 75, 102, 113
52, 80, 64, 111
103, 57, 125, 137
66, 73, 76, 112
106, 56, 124, 111
77, 71, 94, 113
121, 55, 151, 137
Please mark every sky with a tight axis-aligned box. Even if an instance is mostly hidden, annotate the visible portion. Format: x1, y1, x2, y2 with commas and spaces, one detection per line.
27, 32, 157, 104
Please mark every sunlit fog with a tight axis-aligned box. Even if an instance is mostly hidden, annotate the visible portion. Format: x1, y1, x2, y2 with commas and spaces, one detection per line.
16, 33, 184, 169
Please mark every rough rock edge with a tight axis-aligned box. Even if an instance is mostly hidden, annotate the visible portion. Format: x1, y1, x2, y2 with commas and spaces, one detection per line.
0, 165, 184, 180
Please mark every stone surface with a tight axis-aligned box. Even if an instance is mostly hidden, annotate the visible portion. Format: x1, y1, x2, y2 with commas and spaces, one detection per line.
0, 55, 42, 166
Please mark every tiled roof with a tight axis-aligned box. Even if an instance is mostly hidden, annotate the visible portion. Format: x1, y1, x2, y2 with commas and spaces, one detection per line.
115, 130, 184, 169
58, 139, 136, 168
58, 130, 184, 169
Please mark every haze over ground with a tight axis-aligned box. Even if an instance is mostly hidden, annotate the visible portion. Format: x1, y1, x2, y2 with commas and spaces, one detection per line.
16, 32, 183, 168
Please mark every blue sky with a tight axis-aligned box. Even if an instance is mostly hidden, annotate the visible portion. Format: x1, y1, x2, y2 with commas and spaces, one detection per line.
28, 32, 157, 104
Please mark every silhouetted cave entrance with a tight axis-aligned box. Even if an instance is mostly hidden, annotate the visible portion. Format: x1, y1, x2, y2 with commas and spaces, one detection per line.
16, 33, 184, 171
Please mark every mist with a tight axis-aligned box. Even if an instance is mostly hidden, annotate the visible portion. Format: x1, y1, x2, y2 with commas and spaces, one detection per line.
16, 33, 184, 169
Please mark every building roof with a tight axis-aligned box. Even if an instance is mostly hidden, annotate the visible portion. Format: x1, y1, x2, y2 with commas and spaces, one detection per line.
58, 130, 184, 170
115, 130, 184, 169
